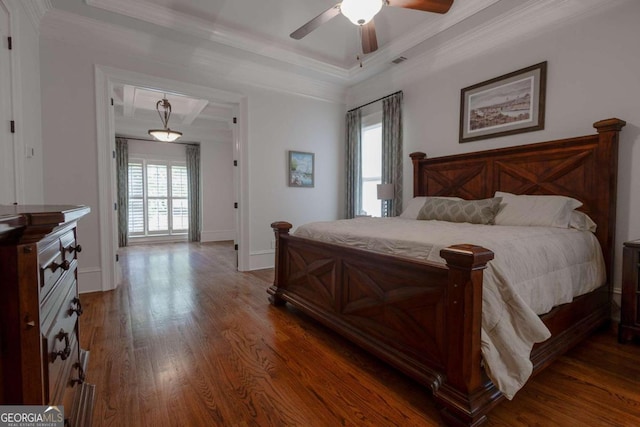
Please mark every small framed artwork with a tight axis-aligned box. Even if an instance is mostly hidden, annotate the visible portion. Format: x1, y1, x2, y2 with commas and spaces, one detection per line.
288, 151, 314, 187
459, 61, 547, 143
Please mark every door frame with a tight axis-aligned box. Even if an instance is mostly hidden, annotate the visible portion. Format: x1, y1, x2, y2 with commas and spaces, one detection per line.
94, 65, 249, 291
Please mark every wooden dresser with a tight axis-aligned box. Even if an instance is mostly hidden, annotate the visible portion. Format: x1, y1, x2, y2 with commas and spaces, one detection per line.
0, 205, 94, 426
620, 239, 640, 343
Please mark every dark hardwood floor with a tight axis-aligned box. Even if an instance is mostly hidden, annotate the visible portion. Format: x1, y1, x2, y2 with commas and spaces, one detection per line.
80, 242, 640, 426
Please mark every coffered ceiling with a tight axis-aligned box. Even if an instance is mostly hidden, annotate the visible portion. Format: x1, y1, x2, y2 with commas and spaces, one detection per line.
112, 84, 235, 143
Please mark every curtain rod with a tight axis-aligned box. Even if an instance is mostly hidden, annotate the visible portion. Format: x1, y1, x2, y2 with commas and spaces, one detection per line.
116, 135, 200, 147
347, 90, 403, 113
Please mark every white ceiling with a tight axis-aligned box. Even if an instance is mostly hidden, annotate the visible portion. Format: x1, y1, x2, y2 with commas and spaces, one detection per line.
135, 0, 459, 67
48, 0, 508, 79
44, 0, 613, 88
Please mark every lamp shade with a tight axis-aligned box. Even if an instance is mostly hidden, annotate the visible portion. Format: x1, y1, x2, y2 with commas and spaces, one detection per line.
148, 128, 183, 142
376, 183, 394, 200
340, 0, 383, 25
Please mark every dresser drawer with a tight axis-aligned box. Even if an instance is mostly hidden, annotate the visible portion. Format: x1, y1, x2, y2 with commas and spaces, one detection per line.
43, 279, 80, 404
60, 228, 81, 264
49, 327, 80, 406
39, 228, 81, 303
40, 266, 79, 335
39, 239, 67, 300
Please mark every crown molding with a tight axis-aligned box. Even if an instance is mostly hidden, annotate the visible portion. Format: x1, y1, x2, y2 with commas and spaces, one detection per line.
85, 0, 350, 81
15, 0, 52, 33
348, 0, 613, 106
346, 0, 501, 80
41, 9, 348, 104
84, 0, 502, 81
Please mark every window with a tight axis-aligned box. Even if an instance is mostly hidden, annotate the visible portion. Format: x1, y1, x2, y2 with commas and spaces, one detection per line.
361, 122, 382, 217
128, 159, 188, 237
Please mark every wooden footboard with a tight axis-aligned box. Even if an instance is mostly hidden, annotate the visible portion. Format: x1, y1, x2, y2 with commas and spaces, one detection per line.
268, 222, 496, 426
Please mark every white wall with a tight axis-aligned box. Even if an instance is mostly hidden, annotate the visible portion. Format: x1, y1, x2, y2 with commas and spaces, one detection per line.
1, 1, 44, 204
348, 0, 640, 297
200, 139, 235, 243
248, 88, 344, 268
39, 19, 344, 291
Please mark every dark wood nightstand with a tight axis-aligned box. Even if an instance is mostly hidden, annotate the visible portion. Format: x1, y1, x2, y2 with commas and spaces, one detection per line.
619, 239, 640, 343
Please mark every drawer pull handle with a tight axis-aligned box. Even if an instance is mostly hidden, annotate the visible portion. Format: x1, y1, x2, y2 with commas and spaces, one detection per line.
67, 244, 83, 254
48, 259, 70, 272
51, 329, 71, 362
69, 297, 83, 316
70, 362, 86, 385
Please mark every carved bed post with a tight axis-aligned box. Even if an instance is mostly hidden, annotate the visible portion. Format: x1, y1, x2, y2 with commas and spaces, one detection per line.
410, 152, 427, 197
268, 221, 292, 306
592, 118, 626, 291
436, 244, 495, 427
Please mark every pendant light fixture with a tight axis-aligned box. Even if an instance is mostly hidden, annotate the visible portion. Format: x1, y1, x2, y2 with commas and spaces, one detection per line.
148, 97, 182, 142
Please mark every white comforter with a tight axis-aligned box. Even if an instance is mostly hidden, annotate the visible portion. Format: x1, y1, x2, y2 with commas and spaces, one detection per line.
294, 217, 605, 399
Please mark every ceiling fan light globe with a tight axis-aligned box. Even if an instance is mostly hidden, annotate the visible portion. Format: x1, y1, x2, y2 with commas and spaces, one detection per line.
341, 0, 383, 26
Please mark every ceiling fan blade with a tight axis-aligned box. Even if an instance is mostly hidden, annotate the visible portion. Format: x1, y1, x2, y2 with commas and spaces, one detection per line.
361, 20, 378, 54
290, 4, 342, 40
386, 0, 453, 14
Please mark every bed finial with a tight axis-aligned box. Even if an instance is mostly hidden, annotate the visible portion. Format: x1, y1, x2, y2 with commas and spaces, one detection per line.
594, 118, 626, 133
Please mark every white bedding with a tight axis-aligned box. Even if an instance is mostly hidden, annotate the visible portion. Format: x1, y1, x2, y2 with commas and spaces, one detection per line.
293, 217, 606, 399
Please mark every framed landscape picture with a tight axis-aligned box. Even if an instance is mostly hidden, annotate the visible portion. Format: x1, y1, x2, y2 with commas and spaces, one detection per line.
459, 61, 547, 143
288, 151, 314, 187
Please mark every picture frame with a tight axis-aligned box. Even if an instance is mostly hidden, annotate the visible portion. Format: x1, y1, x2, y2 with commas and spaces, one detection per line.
459, 61, 547, 143
288, 151, 314, 187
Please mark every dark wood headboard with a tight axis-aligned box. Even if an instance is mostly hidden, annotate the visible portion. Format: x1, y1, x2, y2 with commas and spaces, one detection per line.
410, 118, 626, 283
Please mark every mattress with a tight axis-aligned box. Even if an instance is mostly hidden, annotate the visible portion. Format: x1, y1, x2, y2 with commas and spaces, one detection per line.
294, 217, 606, 399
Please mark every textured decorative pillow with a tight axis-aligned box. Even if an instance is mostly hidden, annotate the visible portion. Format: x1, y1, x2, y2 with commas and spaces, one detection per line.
494, 191, 583, 228
569, 211, 597, 232
399, 196, 463, 219
417, 197, 502, 225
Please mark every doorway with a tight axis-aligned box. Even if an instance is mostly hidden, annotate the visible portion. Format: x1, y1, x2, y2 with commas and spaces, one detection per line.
95, 65, 248, 291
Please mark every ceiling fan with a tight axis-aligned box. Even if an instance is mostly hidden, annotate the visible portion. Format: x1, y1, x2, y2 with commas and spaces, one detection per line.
290, 0, 454, 55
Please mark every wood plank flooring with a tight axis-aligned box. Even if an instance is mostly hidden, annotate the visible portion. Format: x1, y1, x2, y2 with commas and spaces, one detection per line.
79, 242, 640, 426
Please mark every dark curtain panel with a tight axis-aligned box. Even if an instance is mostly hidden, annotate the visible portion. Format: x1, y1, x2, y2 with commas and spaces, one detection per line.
345, 108, 362, 218
115, 137, 128, 247
186, 145, 201, 242
382, 92, 403, 217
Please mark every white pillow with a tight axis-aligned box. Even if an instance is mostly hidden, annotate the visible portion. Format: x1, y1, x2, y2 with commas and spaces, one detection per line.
569, 211, 597, 232
399, 196, 463, 219
494, 191, 583, 228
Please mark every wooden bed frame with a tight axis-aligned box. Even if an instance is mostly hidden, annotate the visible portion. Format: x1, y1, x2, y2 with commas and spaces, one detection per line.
268, 118, 626, 426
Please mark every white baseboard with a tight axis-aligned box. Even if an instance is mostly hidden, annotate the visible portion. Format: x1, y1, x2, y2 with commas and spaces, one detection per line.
249, 249, 275, 270
78, 267, 103, 294
201, 229, 236, 242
